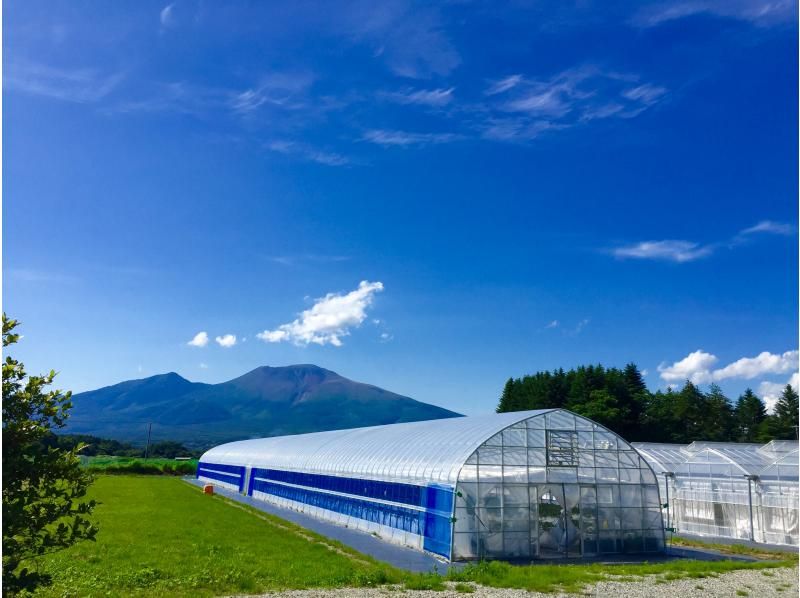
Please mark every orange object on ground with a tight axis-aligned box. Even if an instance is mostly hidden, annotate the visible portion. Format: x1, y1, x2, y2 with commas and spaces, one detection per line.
203, 484, 214, 495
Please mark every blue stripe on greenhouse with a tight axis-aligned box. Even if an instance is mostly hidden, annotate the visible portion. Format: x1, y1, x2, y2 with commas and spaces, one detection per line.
254, 468, 431, 509
248, 469, 454, 558
197, 462, 245, 492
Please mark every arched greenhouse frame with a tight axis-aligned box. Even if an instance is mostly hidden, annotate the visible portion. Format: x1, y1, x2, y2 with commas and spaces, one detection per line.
633, 440, 799, 547
198, 409, 665, 561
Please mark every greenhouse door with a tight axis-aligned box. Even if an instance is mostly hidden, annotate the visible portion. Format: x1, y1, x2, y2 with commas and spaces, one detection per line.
536, 484, 567, 558
534, 484, 597, 558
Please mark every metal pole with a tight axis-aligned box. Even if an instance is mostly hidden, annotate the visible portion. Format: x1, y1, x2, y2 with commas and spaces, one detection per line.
144, 422, 152, 459
747, 477, 754, 541
664, 473, 670, 532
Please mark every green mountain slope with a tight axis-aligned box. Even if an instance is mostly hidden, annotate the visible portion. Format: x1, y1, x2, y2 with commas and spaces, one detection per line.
66, 365, 461, 449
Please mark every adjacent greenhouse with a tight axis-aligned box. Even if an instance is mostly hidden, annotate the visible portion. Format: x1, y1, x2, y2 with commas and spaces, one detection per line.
198, 409, 665, 561
633, 441, 799, 547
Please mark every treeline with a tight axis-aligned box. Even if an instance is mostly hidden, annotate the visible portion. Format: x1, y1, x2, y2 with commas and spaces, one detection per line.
496, 364, 799, 444
39, 433, 199, 459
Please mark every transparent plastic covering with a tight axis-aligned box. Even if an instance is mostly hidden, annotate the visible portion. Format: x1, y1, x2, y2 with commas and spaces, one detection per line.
634, 441, 799, 546
201, 410, 556, 485
452, 410, 663, 559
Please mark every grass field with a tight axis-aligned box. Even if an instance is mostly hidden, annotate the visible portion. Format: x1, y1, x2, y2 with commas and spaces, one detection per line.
22, 476, 798, 597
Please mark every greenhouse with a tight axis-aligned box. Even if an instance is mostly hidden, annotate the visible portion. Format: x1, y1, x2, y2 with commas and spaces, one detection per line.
198, 409, 665, 561
633, 440, 799, 547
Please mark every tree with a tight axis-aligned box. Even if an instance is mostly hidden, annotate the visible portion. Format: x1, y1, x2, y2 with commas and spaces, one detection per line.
2, 315, 97, 593
702, 384, 735, 441
734, 388, 767, 442
773, 384, 799, 440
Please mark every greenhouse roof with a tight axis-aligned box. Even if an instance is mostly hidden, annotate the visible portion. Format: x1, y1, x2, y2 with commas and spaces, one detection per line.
633, 441, 799, 480
201, 409, 558, 485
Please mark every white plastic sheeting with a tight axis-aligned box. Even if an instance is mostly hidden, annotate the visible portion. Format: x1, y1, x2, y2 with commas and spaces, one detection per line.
201, 410, 555, 485
634, 441, 799, 546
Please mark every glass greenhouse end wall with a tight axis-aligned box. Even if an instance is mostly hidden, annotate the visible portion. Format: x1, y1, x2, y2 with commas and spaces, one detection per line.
633, 441, 799, 547
198, 409, 665, 561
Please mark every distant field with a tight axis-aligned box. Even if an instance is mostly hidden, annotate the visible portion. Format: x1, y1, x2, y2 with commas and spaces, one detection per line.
23, 476, 798, 597
80, 456, 198, 475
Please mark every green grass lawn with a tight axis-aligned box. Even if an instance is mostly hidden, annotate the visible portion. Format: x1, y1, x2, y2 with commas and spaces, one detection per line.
22, 476, 798, 597
24, 476, 400, 597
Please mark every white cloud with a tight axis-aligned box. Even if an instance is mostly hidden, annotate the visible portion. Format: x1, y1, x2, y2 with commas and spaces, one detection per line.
257, 280, 384, 347
362, 129, 458, 147
385, 87, 454, 106
622, 84, 667, 105
199, 362, 209, 369
545, 320, 559, 329
659, 349, 799, 388
613, 240, 714, 263
267, 140, 350, 166
713, 350, 799, 381
658, 350, 718, 384
632, 0, 795, 28
160, 3, 175, 27
215, 334, 237, 348
187, 331, 209, 347
6, 60, 123, 104
380, 332, 394, 342
486, 75, 523, 96
740, 220, 795, 236
574, 319, 590, 334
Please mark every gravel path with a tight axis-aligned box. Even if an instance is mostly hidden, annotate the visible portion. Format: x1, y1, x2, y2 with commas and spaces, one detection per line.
235, 565, 798, 597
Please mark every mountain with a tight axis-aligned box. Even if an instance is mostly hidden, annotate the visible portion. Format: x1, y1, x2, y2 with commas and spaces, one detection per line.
65, 365, 461, 449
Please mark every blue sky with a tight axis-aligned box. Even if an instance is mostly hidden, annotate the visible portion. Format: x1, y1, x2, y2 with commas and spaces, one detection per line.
4, 0, 798, 415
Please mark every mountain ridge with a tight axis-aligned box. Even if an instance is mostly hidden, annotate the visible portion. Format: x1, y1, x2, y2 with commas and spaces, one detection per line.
66, 364, 461, 449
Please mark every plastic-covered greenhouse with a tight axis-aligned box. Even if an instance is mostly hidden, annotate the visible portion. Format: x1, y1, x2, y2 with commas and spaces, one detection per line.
633, 441, 799, 546
198, 409, 665, 561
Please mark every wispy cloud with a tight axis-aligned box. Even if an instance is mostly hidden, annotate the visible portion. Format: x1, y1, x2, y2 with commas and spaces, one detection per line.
336, 2, 459, 78
215, 334, 237, 348
383, 87, 454, 107
545, 320, 559, 329
612, 220, 795, 263
486, 75, 523, 96
230, 72, 314, 114
740, 220, 795, 236
573, 319, 590, 335
613, 240, 714, 263
5, 60, 123, 104
5, 268, 79, 284
362, 129, 459, 147
257, 280, 384, 347
187, 331, 209, 348
160, 3, 175, 28
479, 67, 667, 142
659, 349, 799, 387
632, 0, 796, 28
266, 254, 351, 266
267, 140, 350, 166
